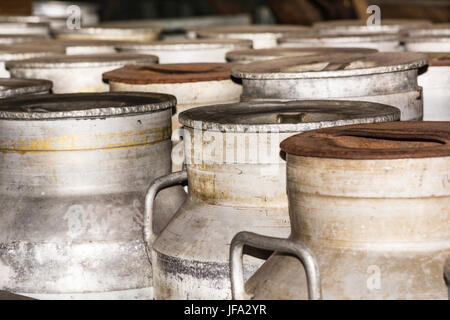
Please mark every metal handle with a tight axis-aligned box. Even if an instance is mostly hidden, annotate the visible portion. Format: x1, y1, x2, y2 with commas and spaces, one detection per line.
230, 231, 322, 300
144, 170, 187, 247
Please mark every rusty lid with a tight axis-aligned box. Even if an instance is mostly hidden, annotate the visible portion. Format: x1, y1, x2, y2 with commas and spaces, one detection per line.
226, 47, 377, 63
423, 52, 450, 67
314, 19, 431, 35
279, 33, 399, 45
117, 38, 252, 51
0, 34, 49, 44
280, 121, 450, 160
5, 53, 158, 69
0, 78, 52, 98
407, 23, 450, 37
179, 100, 400, 133
0, 92, 175, 120
194, 24, 311, 37
103, 63, 235, 84
231, 52, 428, 79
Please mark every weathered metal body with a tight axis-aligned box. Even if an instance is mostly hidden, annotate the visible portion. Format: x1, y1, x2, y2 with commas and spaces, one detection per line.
32, 1, 99, 27
6, 53, 158, 93
192, 25, 312, 49
416, 53, 450, 121
236, 121, 450, 300
232, 52, 427, 121
54, 26, 162, 42
226, 47, 377, 64
0, 78, 52, 98
117, 39, 252, 63
148, 100, 400, 300
278, 33, 402, 52
0, 46, 63, 77
313, 19, 431, 35
0, 92, 186, 299
0, 22, 50, 36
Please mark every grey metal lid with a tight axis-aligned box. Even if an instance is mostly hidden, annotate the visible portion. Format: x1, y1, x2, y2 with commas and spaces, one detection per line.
5, 53, 158, 69
407, 23, 450, 37
231, 52, 428, 80
279, 33, 399, 45
313, 19, 431, 34
226, 47, 378, 63
0, 45, 63, 60
404, 35, 450, 44
117, 38, 252, 51
0, 92, 176, 119
53, 25, 163, 37
0, 78, 52, 98
179, 100, 400, 133
195, 24, 311, 37
0, 15, 52, 24
0, 34, 49, 44
0, 22, 49, 35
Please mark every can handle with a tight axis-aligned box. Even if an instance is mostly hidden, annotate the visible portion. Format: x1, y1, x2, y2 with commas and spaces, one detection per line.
230, 231, 322, 300
144, 170, 188, 247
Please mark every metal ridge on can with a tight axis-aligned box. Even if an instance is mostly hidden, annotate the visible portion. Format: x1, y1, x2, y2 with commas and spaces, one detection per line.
0, 78, 52, 98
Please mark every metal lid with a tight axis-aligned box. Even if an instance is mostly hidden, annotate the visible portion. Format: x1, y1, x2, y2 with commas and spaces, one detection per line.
117, 38, 252, 51
313, 19, 432, 34
226, 47, 378, 63
5, 53, 158, 69
231, 52, 428, 79
195, 24, 311, 37
53, 25, 163, 37
404, 35, 450, 44
280, 122, 450, 160
425, 52, 450, 67
178, 100, 400, 133
0, 15, 52, 24
0, 34, 49, 44
279, 33, 399, 44
0, 78, 52, 98
0, 45, 64, 59
0, 92, 176, 119
0, 22, 49, 35
103, 63, 235, 84
407, 23, 450, 37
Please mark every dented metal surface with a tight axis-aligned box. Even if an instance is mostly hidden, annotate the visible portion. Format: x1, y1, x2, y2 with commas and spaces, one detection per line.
151, 100, 400, 300
6, 53, 158, 93
232, 52, 427, 120
244, 121, 450, 300
0, 78, 52, 98
0, 92, 186, 299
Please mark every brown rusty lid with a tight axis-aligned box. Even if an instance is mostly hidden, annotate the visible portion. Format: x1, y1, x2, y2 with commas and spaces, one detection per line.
280, 122, 450, 160
424, 52, 450, 67
103, 63, 235, 84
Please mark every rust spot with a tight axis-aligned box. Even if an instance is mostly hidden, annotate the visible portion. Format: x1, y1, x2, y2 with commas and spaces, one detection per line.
280, 121, 450, 160
102, 63, 236, 84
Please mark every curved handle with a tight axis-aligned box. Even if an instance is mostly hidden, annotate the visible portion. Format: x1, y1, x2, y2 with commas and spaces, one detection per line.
230, 231, 322, 300
144, 170, 187, 247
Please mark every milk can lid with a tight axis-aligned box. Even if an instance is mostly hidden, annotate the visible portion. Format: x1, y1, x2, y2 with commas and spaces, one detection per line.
0, 34, 49, 44
407, 23, 450, 37
0, 78, 53, 98
0, 92, 176, 119
313, 19, 431, 33
404, 35, 450, 44
278, 33, 399, 44
425, 52, 450, 67
179, 100, 400, 133
280, 122, 450, 160
5, 53, 158, 69
0, 45, 64, 57
226, 47, 377, 63
194, 24, 311, 37
103, 63, 235, 84
54, 25, 163, 36
231, 52, 428, 79
117, 38, 252, 51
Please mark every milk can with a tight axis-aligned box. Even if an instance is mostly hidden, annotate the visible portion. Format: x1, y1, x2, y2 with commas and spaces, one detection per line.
104, 63, 243, 170
232, 52, 427, 120
226, 47, 377, 64
53, 26, 162, 42
230, 121, 450, 300
32, 0, 99, 27
191, 25, 312, 49
313, 19, 431, 35
407, 24, 450, 37
416, 53, 450, 121
0, 78, 52, 98
0, 22, 50, 36
6, 53, 158, 93
0, 45, 63, 77
0, 92, 186, 299
145, 100, 400, 300
117, 39, 252, 63
278, 33, 402, 52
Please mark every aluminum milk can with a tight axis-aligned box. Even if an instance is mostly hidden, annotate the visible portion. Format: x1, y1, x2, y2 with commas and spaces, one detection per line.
54, 26, 162, 42
231, 121, 450, 300
0, 78, 52, 98
147, 100, 400, 300
32, 1, 99, 27
0, 92, 186, 299
191, 25, 312, 49
117, 39, 252, 63
231, 52, 427, 120
278, 33, 402, 52
6, 53, 159, 93
226, 47, 377, 64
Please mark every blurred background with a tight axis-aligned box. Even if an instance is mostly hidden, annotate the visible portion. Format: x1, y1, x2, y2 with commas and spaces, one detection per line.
1, 0, 449, 24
